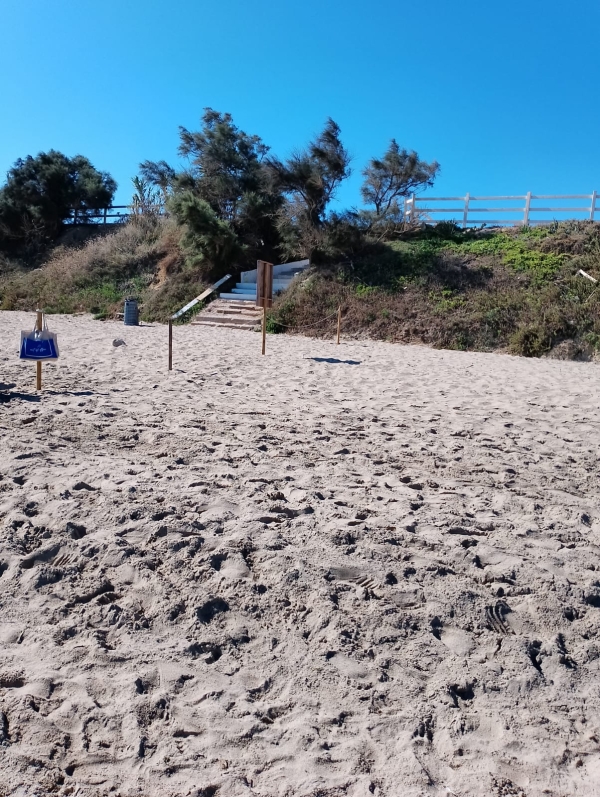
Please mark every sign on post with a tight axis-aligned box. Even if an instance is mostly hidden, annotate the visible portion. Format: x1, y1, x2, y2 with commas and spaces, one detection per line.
19, 310, 59, 391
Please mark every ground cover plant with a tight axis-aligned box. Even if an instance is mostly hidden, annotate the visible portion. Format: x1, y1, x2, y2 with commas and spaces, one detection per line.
269, 221, 600, 358
2, 217, 600, 357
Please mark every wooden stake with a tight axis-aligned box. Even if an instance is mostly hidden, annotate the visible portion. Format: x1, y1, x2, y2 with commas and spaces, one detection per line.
336, 305, 341, 345
262, 306, 267, 355
168, 319, 173, 371
36, 310, 43, 391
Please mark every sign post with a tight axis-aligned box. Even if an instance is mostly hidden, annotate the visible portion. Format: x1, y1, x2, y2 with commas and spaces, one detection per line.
256, 261, 273, 356
19, 309, 59, 390
36, 310, 43, 391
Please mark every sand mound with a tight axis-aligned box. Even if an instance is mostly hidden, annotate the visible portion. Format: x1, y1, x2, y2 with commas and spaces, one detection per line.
1, 312, 600, 796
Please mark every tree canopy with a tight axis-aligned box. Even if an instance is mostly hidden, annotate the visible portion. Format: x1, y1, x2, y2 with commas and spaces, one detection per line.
0, 150, 116, 244
361, 140, 439, 217
140, 108, 281, 266
266, 118, 351, 229
140, 113, 440, 269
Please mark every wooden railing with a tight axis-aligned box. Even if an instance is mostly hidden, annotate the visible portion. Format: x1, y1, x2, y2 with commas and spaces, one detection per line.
404, 192, 599, 227
70, 204, 164, 224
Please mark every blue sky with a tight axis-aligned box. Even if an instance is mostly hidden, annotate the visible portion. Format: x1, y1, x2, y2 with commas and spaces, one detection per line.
1, 0, 599, 214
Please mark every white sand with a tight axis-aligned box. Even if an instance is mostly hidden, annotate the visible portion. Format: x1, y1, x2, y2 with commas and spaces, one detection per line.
1, 311, 600, 797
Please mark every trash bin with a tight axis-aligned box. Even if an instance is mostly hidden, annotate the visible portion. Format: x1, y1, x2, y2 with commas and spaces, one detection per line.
124, 299, 139, 326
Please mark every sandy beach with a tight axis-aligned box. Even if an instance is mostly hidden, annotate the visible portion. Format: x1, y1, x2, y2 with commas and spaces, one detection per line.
1, 311, 600, 797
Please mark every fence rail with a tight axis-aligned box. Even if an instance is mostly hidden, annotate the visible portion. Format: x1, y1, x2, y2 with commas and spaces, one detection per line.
70, 204, 164, 224
71, 193, 600, 228
404, 191, 599, 227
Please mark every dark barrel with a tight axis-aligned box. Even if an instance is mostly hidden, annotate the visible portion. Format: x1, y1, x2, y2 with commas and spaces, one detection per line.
123, 299, 139, 326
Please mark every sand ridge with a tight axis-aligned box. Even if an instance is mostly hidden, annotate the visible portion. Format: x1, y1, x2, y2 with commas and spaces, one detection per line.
1, 311, 600, 796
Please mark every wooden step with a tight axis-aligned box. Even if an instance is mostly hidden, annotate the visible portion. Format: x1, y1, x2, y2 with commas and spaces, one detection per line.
216, 307, 262, 316
189, 298, 263, 331
216, 302, 259, 310
192, 320, 259, 330
192, 313, 260, 325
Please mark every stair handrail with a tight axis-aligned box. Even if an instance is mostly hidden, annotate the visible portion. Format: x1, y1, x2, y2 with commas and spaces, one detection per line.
171, 274, 232, 320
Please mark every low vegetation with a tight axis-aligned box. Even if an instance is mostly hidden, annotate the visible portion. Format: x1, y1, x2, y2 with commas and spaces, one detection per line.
1, 109, 599, 357
269, 221, 600, 359
1, 216, 599, 358
0, 216, 194, 322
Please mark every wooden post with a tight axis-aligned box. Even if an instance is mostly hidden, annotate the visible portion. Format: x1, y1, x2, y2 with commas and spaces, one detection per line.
256, 260, 273, 309
523, 192, 532, 227
168, 319, 173, 371
103, 207, 108, 224
463, 193, 470, 228
336, 305, 341, 344
36, 310, 42, 391
256, 260, 272, 356
590, 190, 597, 221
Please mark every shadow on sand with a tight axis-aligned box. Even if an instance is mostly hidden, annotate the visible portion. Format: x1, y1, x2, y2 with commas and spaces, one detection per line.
0, 390, 41, 403
0, 385, 101, 402
308, 357, 361, 365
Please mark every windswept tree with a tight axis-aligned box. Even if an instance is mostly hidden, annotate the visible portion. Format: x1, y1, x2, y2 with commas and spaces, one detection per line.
169, 191, 245, 272
361, 141, 439, 219
267, 118, 351, 229
139, 114, 439, 268
140, 109, 281, 269
0, 150, 116, 245
176, 108, 270, 221
137, 160, 176, 203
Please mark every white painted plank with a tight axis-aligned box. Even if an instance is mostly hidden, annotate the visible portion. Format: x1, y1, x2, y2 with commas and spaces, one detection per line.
171, 274, 231, 319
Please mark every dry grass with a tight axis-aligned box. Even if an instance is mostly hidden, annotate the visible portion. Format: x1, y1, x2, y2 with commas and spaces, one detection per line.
0, 216, 208, 321
270, 223, 600, 358
4, 217, 600, 358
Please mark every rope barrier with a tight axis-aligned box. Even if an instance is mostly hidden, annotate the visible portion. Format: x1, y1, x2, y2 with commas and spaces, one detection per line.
273, 308, 341, 331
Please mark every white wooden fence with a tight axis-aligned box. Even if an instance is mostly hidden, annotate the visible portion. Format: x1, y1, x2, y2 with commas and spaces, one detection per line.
70, 194, 600, 228
404, 192, 599, 227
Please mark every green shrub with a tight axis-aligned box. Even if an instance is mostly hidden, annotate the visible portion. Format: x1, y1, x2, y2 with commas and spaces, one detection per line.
265, 312, 284, 333
510, 325, 551, 357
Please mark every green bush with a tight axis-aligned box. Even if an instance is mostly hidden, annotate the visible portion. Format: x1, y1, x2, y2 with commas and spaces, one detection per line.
510, 326, 551, 357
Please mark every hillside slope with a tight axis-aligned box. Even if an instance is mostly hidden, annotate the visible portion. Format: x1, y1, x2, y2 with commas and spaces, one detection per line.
271, 222, 600, 359
0, 216, 202, 323
2, 219, 600, 358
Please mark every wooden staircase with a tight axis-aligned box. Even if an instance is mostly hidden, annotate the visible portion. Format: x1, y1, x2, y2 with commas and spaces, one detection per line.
191, 299, 263, 330
190, 259, 310, 331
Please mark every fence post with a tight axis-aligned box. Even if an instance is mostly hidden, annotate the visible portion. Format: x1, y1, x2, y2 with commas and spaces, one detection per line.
590, 190, 597, 221
103, 207, 108, 224
463, 193, 470, 228
409, 194, 416, 223
523, 192, 532, 226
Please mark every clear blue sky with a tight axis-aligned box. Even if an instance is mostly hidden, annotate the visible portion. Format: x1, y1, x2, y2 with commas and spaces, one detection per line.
1, 0, 599, 212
